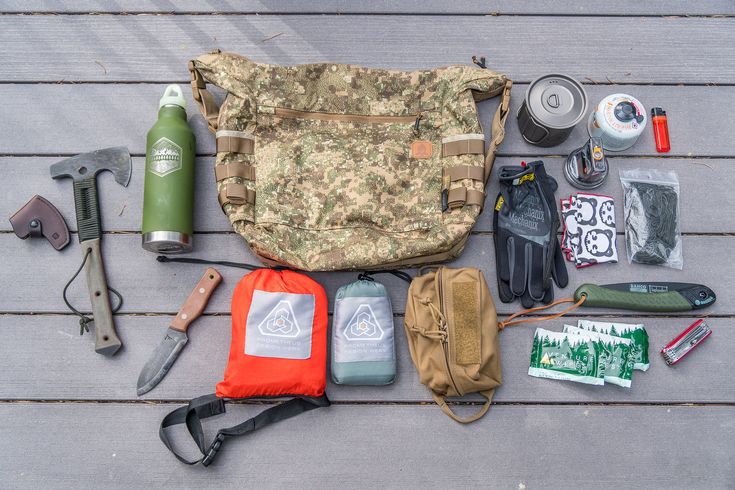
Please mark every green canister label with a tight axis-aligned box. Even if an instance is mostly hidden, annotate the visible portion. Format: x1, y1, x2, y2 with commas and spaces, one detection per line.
528, 328, 605, 385
564, 325, 634, 388
577, 319, 650, 371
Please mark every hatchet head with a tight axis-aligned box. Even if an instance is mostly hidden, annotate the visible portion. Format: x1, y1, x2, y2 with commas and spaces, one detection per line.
50, 146, 132, 186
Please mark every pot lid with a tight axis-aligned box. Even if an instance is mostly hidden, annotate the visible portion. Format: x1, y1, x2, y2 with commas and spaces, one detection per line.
525, 74, 588, 129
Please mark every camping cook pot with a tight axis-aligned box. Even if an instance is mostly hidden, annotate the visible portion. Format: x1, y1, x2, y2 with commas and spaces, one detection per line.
517, 74, 588, 147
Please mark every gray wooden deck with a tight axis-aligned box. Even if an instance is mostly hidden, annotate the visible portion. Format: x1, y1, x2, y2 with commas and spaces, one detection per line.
1, 3, 734, 488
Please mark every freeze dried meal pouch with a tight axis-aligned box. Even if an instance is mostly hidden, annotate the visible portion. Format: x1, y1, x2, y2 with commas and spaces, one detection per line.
577, 319, 650, 371
564, 325, 634, 388
528, 328, 605, 385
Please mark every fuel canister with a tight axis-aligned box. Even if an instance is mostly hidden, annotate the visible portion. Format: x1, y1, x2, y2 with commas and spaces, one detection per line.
588, 93, 647, 151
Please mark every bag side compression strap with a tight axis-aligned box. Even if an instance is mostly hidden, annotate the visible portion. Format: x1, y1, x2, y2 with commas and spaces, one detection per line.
483, 80, 513, 184
188, 60, 220, 133
160, 393, 331, 466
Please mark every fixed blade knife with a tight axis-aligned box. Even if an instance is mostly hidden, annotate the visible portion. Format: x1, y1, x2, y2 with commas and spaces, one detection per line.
136, 268, 222, 396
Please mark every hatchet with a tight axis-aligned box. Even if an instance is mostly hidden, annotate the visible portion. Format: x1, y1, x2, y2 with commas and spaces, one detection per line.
50, 147, 132, 356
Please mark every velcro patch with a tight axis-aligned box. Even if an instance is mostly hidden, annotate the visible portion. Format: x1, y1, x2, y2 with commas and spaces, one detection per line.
452, 281, 481, 365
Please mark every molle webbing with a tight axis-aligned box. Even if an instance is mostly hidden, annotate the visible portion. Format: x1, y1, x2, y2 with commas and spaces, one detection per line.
447, 187, 485, 209
215, 163, 256, 181
215, 130, 255, 154
218, 183, 255, 207
442, 134, 485, 157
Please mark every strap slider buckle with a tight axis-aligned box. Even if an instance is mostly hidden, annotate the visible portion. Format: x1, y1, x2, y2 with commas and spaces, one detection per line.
201, 433, 226, 467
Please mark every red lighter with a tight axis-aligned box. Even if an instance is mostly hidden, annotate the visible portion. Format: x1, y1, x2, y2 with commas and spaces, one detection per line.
651, 107, 670, 153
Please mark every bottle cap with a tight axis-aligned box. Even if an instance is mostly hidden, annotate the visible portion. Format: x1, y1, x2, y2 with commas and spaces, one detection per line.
159, 84, 186, 109
651, 107, 666, 117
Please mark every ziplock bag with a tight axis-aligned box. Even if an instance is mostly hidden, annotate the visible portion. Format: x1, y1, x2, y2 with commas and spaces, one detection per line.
620, 169, 682, 269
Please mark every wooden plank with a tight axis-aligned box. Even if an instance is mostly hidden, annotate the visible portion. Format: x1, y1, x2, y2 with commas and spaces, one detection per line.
2, 1, 734, 15
0, 233, 728, 316
0, 403, 733, 488
1, 84, 731, 157
1, 314, 728, 403
2, 155, 730, 234
1, 16, 733, 83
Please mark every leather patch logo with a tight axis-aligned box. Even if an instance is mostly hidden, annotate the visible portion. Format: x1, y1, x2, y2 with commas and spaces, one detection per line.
410, 140, 433, 159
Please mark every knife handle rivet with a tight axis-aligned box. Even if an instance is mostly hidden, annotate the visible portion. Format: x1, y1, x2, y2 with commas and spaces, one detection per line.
199, 288, 206, 293
181, 313, 188, 320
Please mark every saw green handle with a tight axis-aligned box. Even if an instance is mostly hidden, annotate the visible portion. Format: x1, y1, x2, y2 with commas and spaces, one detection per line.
83, 238, 122, 356
574, 284, 692, 312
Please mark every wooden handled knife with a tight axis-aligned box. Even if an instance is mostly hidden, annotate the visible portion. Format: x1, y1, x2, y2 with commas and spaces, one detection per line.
136, 268, 222, 396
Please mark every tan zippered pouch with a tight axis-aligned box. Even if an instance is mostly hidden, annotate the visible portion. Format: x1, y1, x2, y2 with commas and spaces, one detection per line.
404, 266, 502, 423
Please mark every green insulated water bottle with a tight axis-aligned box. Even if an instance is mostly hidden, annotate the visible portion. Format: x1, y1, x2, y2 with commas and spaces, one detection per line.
141, 84, 196, 253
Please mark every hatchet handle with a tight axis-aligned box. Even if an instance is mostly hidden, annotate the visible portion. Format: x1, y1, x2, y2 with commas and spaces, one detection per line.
82, 238, 122, 356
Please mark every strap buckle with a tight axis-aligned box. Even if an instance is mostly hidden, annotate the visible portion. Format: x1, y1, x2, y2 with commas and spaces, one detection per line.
201, 433, 226, 467
500, 80, 513, 113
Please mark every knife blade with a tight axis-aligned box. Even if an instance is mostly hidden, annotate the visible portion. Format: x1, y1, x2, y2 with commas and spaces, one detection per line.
573, 282, 716, 312
136, 267, 222, 396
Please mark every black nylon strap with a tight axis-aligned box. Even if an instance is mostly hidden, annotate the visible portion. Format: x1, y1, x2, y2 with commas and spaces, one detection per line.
156, 256, 289, 271
160, 393, 330, 466
357, 270, 413, 284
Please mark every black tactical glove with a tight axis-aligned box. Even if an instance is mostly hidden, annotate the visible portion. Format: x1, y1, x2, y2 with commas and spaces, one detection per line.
493, 161, 568, 308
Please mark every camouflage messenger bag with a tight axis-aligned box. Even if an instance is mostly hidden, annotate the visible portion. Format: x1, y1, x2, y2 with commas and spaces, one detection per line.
188, 51, 512, 271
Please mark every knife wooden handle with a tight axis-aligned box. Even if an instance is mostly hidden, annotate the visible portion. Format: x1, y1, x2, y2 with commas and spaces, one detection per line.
170, 268, 223, 332
573, 283, 692, 312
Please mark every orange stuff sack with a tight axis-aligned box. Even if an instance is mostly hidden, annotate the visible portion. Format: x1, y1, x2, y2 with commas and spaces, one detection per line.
160, 268, 330, 467
217, 268, 328, 398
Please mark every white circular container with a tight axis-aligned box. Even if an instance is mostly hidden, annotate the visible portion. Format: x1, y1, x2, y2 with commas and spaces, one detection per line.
587, 93, 647, 151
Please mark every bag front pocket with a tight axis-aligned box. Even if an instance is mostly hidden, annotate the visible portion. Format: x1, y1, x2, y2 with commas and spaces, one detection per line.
254, 106, 442, 232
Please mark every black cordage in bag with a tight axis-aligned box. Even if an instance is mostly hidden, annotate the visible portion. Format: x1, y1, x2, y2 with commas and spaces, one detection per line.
625, 182, 678, 264
620, 169, 682, 269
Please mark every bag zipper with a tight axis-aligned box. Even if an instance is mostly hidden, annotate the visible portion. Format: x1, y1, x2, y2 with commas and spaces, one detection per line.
266, 106, 423, 127
437, 268, 461, 395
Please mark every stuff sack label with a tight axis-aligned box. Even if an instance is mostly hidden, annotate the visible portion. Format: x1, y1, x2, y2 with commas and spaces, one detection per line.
245, 290, 315, 359
333, 296, 394, 363
148, 137, 183, 177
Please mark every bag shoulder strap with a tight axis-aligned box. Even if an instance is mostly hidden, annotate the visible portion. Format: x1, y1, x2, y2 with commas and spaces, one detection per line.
160, 393, 330, 466
430, 388, 494, 423
484, 80, 513, 184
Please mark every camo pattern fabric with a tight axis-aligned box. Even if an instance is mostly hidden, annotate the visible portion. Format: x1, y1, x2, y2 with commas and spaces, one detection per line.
191, 51, 509, 271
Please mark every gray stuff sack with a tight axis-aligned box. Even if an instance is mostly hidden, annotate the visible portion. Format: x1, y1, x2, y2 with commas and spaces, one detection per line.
331, 278, 396, 385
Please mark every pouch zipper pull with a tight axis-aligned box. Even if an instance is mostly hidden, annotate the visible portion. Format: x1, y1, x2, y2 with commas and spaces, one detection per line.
413, 112, 423, 135
471, 55, 487, 69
